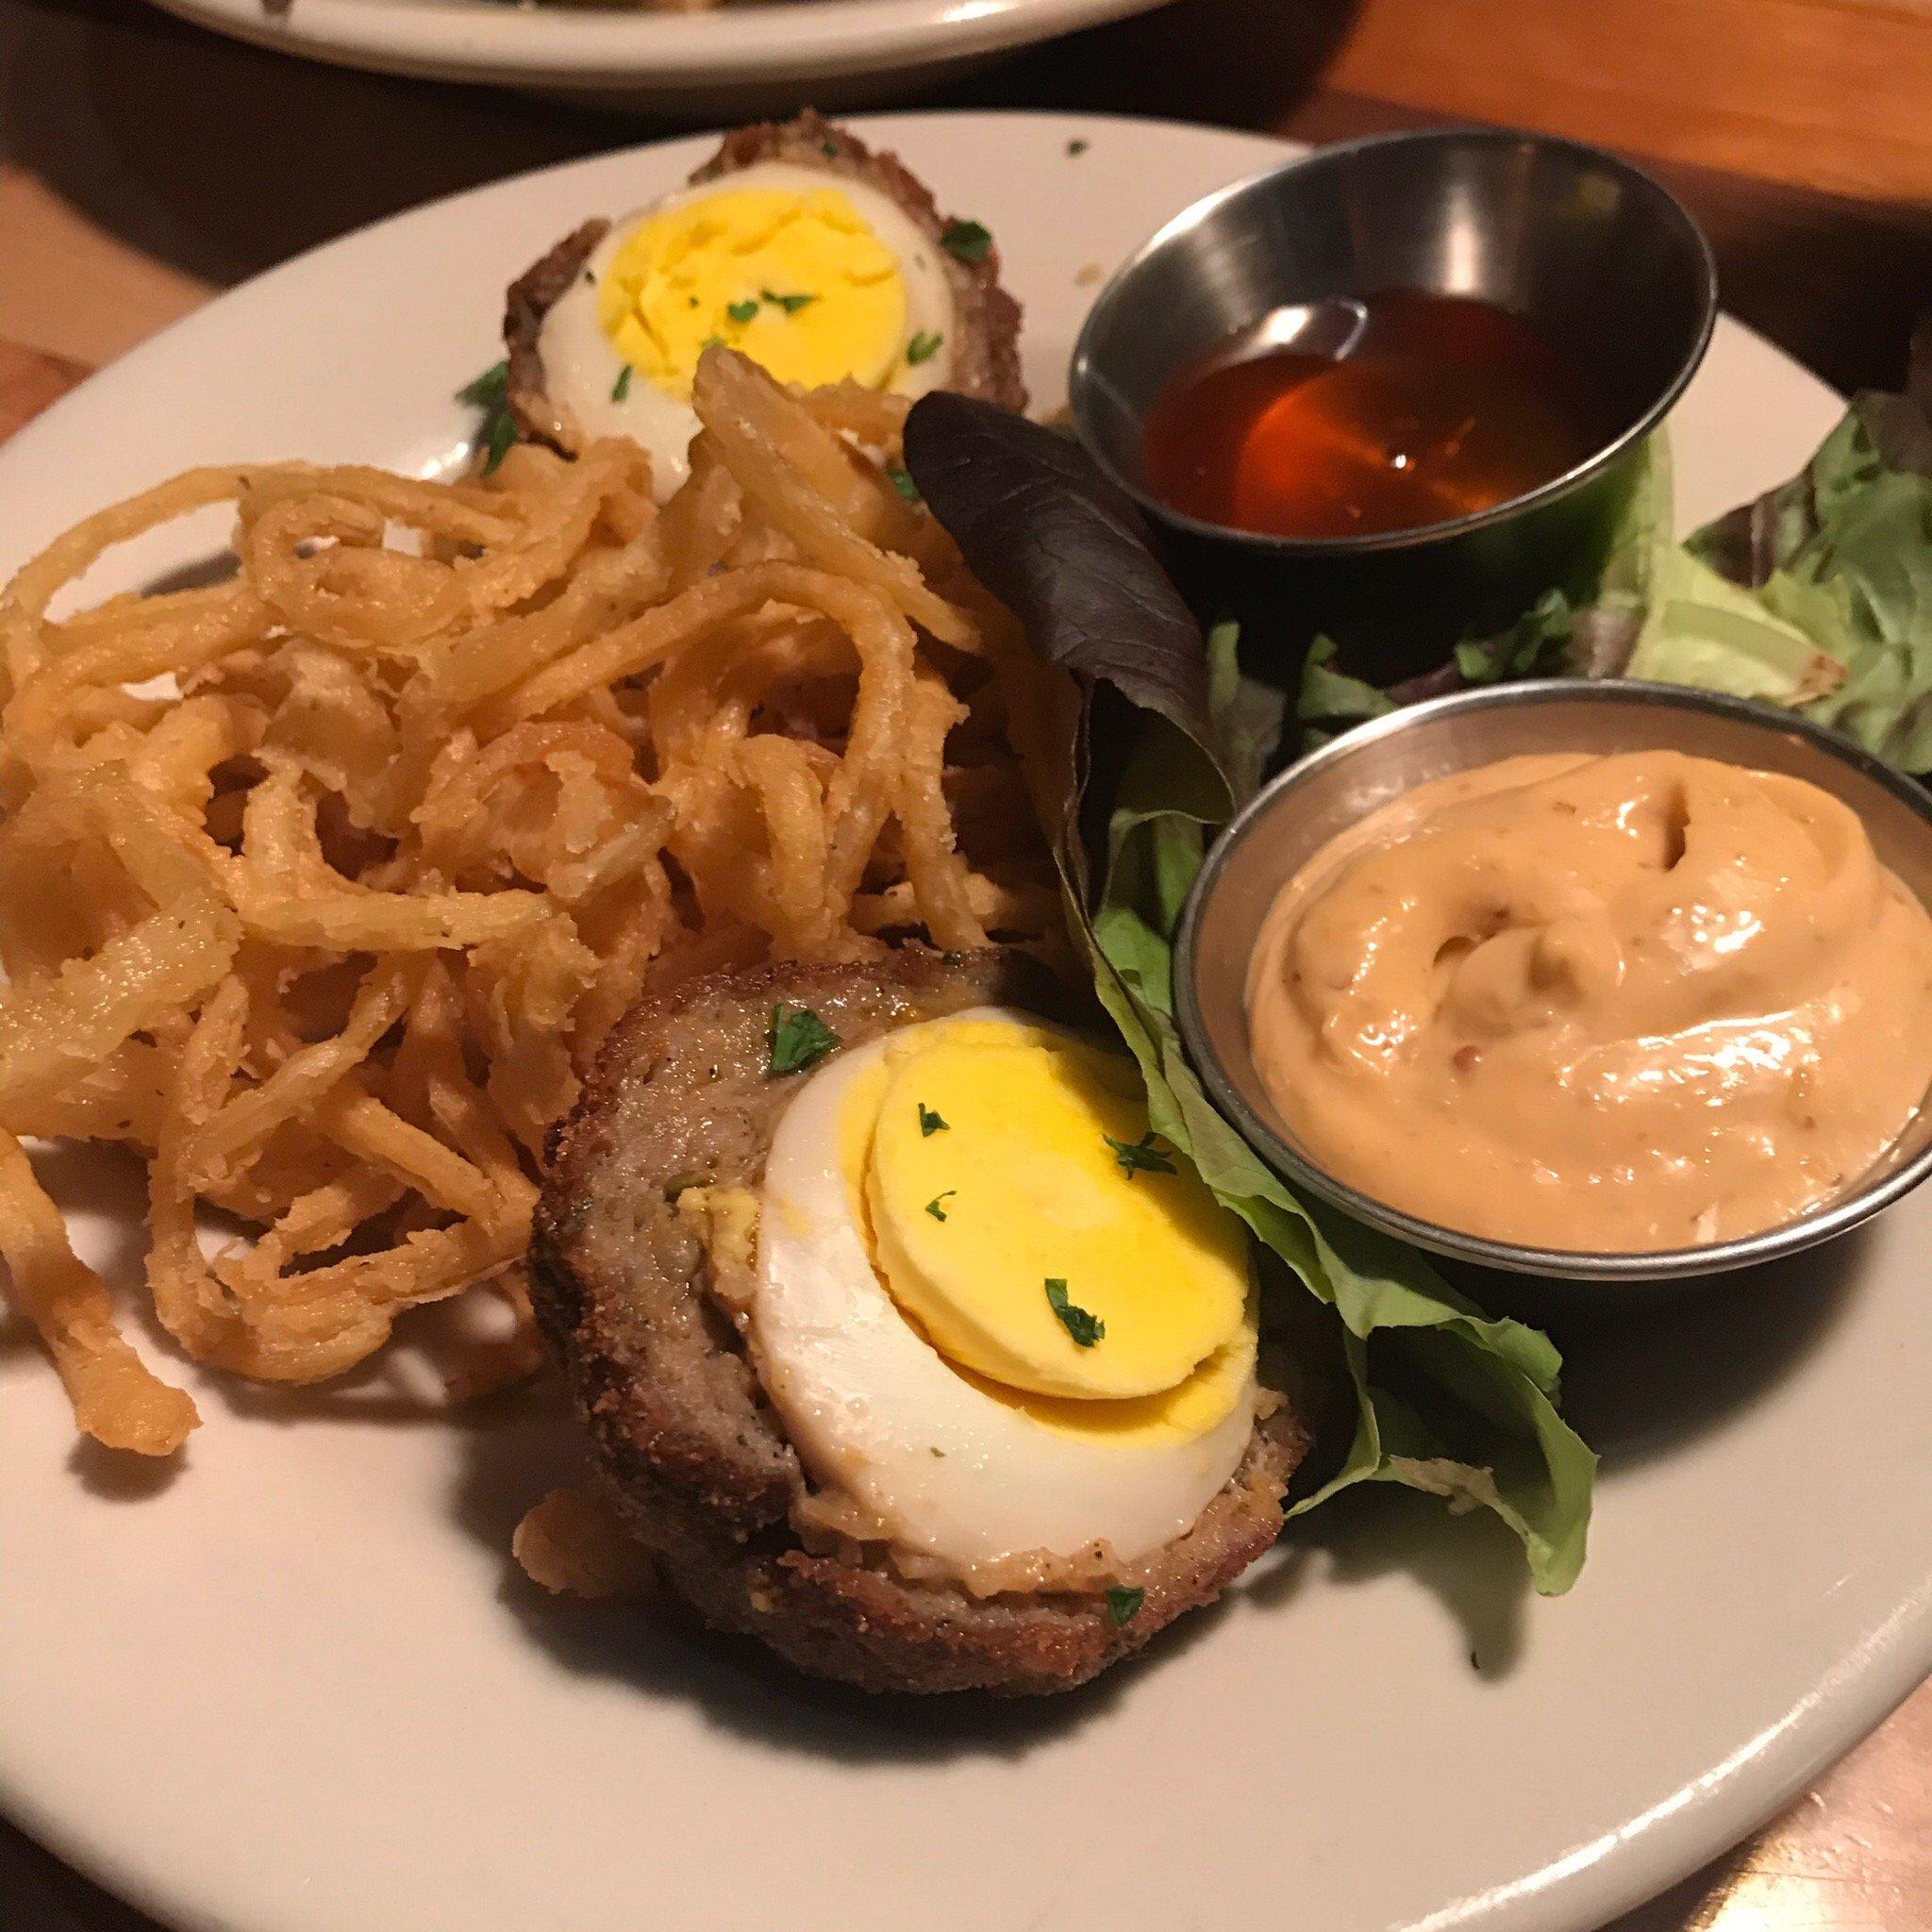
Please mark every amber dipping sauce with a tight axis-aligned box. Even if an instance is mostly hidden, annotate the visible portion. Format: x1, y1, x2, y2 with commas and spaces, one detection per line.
1140, 291, 1607, 541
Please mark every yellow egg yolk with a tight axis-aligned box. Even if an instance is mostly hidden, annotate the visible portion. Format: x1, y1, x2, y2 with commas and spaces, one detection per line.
596, 186, 908, 400
952, 1320, 1257, 1447
843, 1018, 1251, 1413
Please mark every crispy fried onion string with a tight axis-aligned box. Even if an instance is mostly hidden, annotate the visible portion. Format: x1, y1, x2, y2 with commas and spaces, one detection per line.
0, 349, 1064, 1455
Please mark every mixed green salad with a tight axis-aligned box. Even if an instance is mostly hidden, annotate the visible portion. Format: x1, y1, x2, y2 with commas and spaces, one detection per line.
904, 332, 1930, 1594
1304, 331, 1932, 766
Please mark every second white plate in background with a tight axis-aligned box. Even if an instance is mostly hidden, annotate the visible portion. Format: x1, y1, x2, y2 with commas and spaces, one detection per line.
139, 0, 1174, 110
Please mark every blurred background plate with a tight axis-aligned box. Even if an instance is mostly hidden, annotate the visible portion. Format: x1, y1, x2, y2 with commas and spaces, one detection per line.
136, 0, 1176, 110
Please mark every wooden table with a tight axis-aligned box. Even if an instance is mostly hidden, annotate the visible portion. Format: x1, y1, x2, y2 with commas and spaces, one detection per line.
2, 0, 1928, 1925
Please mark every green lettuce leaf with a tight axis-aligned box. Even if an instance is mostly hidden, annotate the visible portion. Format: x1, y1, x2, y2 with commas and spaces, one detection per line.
1297, 329, 1932, 774
908, 397, 1597, 1594
1686, 344, 1932, 767
1092, 649, 1595, 1595
1622, 542, 1845, 701
1636, 369, 1932, 761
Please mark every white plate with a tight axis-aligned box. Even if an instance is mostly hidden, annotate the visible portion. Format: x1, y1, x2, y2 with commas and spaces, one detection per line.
0, 111, 1924, 1932
138, 0, 1171, 109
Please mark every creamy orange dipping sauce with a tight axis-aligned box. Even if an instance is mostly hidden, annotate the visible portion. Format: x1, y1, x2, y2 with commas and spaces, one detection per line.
1244, 751, 1932, 1252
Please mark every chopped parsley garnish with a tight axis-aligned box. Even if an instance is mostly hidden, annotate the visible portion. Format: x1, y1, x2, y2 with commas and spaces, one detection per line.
701, 334, 725, 351
906, 330, 943, 366
940, 218, 992, 264
767, 1004, 840, 1076
761, 289, 817, 313
457, 361, 519, 477
917, 1101, 947, 1136
1106, 1131, 1177, 1179
1067, 138, 1090, 157
456, 361, 508, 408
726, 298, 760, 325
886, 463, 922, 505
611, 365, 633, 402
480, 407, 518, 476
688, 295, 699, 308
1105, 1585, 1144, 1626
1044, 1277, 1104, 1348
924, 1191, 957, 1223
821, 139, 841, 158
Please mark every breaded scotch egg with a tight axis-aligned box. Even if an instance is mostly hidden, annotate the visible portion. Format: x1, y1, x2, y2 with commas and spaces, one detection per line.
531, 948, 1314, 1697
504, 112, 1025, 500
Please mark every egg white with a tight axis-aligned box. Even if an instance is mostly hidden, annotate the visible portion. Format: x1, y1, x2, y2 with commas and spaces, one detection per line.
538, 161, 960, 501
751, 1010, 1258, 1579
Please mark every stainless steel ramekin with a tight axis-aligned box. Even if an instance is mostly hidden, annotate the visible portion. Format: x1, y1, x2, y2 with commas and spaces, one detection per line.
1175, 681, 1932, 1282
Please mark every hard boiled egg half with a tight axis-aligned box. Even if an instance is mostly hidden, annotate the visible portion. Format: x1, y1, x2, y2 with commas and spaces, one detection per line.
748, 1009, 1261, 1585
538, 162, 959, 499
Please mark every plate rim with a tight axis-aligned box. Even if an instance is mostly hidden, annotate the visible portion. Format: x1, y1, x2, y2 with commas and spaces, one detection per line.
136, 0, 1174, 85
1, 106, 1925, 1932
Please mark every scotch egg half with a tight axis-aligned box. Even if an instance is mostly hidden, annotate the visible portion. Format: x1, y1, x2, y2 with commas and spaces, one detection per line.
743, 1008, 1262, 1579
536, 162, 962, 498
